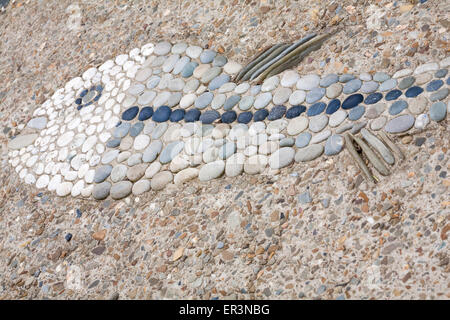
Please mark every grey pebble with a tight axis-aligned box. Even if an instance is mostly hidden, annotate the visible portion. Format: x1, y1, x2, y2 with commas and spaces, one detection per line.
94, 165, 112, 183
110, 181, 132, 200
343, 79, 362, 94
320, 74, 339, 87
430, 87, 449, 102
373, 72, 390, 82
92, 182, 111, 200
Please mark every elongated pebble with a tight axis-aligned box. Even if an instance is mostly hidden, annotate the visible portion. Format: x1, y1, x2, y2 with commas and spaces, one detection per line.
295, 144, 323, 162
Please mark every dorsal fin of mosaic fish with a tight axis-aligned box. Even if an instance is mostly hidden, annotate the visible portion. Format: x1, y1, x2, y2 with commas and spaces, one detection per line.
6, 34, 449, 200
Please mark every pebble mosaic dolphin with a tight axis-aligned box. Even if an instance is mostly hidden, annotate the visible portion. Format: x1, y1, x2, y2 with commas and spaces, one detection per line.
6, 33, 449, 200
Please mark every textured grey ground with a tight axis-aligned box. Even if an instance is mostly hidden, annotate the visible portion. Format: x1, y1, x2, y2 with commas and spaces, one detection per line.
0, 0, 448, 300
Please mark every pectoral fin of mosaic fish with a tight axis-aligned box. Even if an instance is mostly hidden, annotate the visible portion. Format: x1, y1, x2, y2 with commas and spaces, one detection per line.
344, 134, 375, 184
352, 135, 390, 176
377, 131, 405, 162
6, 36, 449, 200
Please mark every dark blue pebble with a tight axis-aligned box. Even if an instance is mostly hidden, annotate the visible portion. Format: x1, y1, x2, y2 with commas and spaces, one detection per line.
307, 102, 326, 116
348, 105, 365, 121
184, 109, 201, 122
254, 109, 269, 122
152, 106, 171, 122
447, 77, 450, 85
93, 94, 101, 102
121, 106, 139, 121
286, 105, 306, 119
435, 69, 448, 78
267, 105, 286, 121
237, 112, 253, 124
75, 98, 82, 105
385, 89, 402, 101
80, 89, 88, 97
76, 209, 82, 218
65, 233, 72, 242
84, 101, 93, 107
221, 111, 237, 124
170, 109, 185, 122
76, 105, 83, 111
138, 106, 154, 121
364, 92, 383, 105
106, 138, 121, 148
95, 85, 103, 92
342, 94, 363, 109
200, 110, 220, 124
389, 100, 408, 115
426, 79, 444, 92
405, 86, 423, 98
326, 99, 341, 114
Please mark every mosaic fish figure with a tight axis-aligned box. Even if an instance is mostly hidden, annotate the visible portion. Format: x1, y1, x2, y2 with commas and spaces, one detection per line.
6, 34, 449, 200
